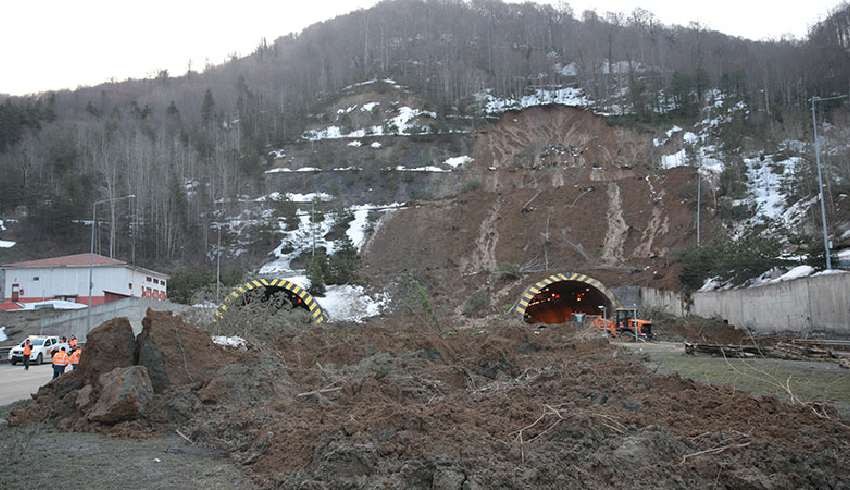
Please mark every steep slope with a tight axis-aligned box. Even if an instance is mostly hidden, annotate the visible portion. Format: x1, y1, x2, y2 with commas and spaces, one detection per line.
363, 107, 717, 309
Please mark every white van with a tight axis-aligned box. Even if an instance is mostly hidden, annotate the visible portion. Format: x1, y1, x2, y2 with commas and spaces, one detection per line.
8, 335, 61, 365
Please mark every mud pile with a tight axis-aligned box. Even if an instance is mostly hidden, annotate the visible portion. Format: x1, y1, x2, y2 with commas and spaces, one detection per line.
10, 312, 850, 488
8, 310, 241, 432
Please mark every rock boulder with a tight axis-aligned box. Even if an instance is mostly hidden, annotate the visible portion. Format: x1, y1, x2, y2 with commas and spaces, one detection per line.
87, 366, 153, 424
78, 317, 137, 385
136, 309, 228, 393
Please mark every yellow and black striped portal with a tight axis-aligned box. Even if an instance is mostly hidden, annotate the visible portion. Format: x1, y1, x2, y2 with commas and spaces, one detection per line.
215, 278, 327, 323
515, 272, 621, 317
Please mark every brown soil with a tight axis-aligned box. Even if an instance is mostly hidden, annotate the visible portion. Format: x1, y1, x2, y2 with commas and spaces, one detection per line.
363, 107, 722, 316
13, 312, 848, 488
651, 315, 752, 344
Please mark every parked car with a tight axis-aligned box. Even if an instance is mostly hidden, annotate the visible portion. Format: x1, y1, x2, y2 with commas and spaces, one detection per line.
8, 335, 60, 365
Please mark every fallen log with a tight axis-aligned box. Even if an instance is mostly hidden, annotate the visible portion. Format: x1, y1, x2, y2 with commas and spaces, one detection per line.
684, 343, 760, 357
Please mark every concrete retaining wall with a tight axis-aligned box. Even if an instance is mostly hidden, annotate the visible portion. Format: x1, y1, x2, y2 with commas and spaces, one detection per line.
692, 273, 850, 336
640, 287, 689, 317
37, 298, 188, 341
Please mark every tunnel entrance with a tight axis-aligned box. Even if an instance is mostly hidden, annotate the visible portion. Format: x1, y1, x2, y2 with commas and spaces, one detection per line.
516, 273, 620, 325
215, 279, 327, 323
240, 285, 310, 312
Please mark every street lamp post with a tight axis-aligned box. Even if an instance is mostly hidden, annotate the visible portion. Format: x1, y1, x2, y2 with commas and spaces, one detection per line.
87, 195, 135, 334
598, 305, 608, 337
215, 222, 222, 303
810, 95, 848, 270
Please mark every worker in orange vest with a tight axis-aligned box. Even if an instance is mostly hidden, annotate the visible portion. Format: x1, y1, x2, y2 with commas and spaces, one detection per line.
52, 347, 69, 379
69, 336, 78, 353
22, 340, 32, 371
68, 348, 81, 370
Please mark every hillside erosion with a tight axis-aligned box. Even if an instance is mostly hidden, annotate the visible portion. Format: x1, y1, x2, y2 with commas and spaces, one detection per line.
362, 107, 720, 311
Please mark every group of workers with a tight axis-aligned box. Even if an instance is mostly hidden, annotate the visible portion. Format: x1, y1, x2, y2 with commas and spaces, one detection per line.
21, 335, 82, 379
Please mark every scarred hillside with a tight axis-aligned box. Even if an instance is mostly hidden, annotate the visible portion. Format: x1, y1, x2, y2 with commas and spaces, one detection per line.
363, 107, 718, 315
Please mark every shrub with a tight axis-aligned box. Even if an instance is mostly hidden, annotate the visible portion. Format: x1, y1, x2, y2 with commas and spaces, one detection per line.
462, 179, 482, 193
462, 290, 491, 317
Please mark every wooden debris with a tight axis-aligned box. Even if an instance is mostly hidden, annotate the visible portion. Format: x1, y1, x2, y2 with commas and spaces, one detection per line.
684, 343, 761, 357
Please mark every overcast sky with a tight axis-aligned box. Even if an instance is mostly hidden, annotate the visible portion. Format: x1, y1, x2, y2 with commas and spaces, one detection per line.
1, 0, 841, 96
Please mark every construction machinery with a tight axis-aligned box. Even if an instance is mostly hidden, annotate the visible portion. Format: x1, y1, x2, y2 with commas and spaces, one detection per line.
589, 308, 653, 341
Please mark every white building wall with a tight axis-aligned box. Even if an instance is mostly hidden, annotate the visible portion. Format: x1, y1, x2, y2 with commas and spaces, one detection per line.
2, 266, 167, 301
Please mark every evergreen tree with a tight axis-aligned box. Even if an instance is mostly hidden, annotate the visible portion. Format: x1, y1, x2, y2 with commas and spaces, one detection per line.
328, 235, 360, 284
273, 196, 299, 228
307, 251, 328, 296
201, 89, 216, 126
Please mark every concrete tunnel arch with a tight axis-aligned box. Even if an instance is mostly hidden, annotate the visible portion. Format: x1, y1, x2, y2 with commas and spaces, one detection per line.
215, 278, 327, 323
515, 273, 622, 324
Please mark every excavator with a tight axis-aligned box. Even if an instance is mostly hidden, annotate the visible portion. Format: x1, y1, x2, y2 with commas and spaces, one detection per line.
589, 308, 653, 341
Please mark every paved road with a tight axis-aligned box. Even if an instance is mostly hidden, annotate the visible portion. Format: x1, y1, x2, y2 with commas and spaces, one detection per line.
0, 363, 53, 406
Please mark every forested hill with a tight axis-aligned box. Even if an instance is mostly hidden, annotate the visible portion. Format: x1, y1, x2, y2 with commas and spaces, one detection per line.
0, 0, 848, 269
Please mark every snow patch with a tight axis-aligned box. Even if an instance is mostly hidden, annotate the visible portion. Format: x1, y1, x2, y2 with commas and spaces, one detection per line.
813, 269, 848, 277
444, 156, 473, 169
0, 240, 15, 248
212, 335, 247, 348
683, 132, 699, 144
361, 102, 380, 112
285, 192, 334, 202
481, 87, 591, 114
743, 154, 801, 223
347, 140, 362, 147
390, 166, 452, 173
771, 265, 814, 283
318, 285, 390, 323
666, 126, 683, 137
660, 149, 688, 169
371, 142, 382, 149
0, 327, 6, 342
19, 301, 87, 310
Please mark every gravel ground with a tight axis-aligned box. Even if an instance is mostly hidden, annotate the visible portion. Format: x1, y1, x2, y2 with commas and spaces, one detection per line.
0, 424, 256, 490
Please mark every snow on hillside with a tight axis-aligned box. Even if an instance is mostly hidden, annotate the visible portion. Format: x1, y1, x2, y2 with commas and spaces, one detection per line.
260, 213, 337, 275
444, 156, 473, 169
302, 106, 437, 140
264, 167, 323, 173
342, 78, 401, 91
254, 192, 334, 203
319, 285, 391, 323
741, 154, 801, 223
260, 203, 404, 275
660, 149, 688, 169
481, 87, 591, 114
388, 166, 452, 173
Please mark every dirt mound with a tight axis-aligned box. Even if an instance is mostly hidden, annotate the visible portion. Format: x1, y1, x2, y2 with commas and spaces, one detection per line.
137, 309, 232, 392
78, 317, 137, 385
10, 313, 849, 488
9, 309, 245, 432
652, 314, 750, 344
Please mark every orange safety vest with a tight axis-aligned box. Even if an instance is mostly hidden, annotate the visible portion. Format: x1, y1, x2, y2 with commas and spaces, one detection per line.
23, 344, 32, 356
52, 351, 69, 366
69, 350, 81, 365
69, 339, 78, 348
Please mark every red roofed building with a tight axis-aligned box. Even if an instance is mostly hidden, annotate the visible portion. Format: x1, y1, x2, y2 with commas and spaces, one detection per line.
0, 253, 168, 310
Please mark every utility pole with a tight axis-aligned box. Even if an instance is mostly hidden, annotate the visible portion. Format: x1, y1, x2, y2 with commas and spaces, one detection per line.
88, 195, 135, 335
311, 199, 317, 258
216, 223, 222, 303
810, 95, 848, 270
696, 168, 701, 247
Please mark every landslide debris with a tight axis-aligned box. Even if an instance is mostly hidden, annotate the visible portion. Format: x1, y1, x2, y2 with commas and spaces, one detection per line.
7, 311, 850, 489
